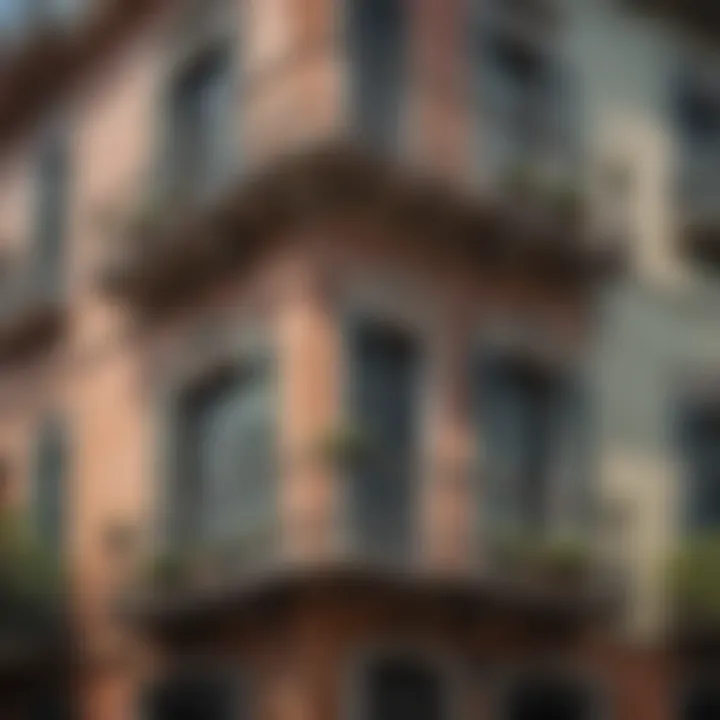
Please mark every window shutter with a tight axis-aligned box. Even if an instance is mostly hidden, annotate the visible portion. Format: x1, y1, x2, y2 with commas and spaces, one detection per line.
35, 126, 69, 298
33, 419, 66, 554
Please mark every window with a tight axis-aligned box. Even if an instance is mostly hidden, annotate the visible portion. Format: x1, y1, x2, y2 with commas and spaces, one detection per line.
348, 320, 421, 560
35, 125, 70, 293
144, 669, 239, 720
473, 0, 573, 178
363, 657, 445, 720
679, 403, 720, 532
681, 678, 720, 720
476, 354, 586, 535
347, 0, 406, 150
170, 362, 275, 555
33, 418, 66, 554
673, 62, 720, 220
505, 674, 596, 720
166, 45, 232, 200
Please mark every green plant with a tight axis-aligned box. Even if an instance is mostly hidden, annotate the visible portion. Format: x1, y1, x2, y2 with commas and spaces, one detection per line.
494, 531, 593, 584
669, 532, 720, 628
0, 510, 62, 601
503, 161, 543, 199
502, 161, 583, 221
124, 191, 173, 239
314, 424, 373, 469
535, 536, 594, 579
144, 549, 194, 591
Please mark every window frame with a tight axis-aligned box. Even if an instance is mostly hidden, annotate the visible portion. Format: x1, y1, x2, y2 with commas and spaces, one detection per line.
471, 319, 591, 547
339, 0, 412, 154
493, 658, 609, 720
155, 2, 240, 204
345, 643, 465, 720
155, 323, 277, 556
338, 280, 440, 566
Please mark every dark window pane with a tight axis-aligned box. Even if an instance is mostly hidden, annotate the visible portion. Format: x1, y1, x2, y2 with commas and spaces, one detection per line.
350, 321, 420, 559
679, 406, 720, 532
36, 128, 69, 292
507, 676, 594, 720
168, 46, 231, 198
367, 659, 443, 720
682, 683, 720, 720
477, 356, 573, 532
145, 673, 236, 720
174, 364, 275, 549
347, 0, 406, 149
34, 419, 66, 553
675, 84, 720, 142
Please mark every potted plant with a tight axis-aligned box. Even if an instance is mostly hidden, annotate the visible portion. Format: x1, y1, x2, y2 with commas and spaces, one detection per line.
143, 548, 196, 593
502, 161, 584, 227
313, 423, 373, 472
669, 532, 720, 633
493, 531, 593, 587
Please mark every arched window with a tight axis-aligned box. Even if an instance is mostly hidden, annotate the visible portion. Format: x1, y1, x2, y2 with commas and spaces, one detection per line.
362, 656, 446, 720
144, 668, 240, 720
346, 0, 407, 150
348, 320, 421, 561
505, 673, 596, 720
681, 677, 720, 720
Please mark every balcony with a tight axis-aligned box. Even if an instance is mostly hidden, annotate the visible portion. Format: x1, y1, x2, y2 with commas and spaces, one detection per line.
122, 481, 617, 637
0, 246, 65, 363
96, 40, 619, 314
0, 0, 166, 151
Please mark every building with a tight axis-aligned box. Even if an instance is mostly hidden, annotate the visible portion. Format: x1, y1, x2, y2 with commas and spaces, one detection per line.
0, 0, 718, 718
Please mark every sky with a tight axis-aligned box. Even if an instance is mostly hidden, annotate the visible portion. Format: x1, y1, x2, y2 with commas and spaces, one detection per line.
0, 0, 26, 31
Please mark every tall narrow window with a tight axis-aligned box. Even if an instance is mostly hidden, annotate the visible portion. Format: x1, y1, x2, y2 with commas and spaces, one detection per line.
472, 0, 571, 181
506, 674, 595, 720
35, 126, 69, 295
679, 404, 720, 533
145, 670, 239, 720
349, 320, 420, 560
476, 354, 586, 536
364, 657, 444, 720
33, 418, 66, 554
172, 363, 275, 557
166, 45, 232, 200
347, 0, 406, 151
681, 678, 720, 720
673, 67, 720, 240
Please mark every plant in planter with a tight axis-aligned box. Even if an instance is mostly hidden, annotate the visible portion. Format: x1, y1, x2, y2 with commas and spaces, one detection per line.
533, 535, 595, 585
669, 532, 720, 631
0, 510, 64, 644
210, 521, 279, 571
143, 548, 196, 593
493, 531, 594, 587
502, 161, 584, 225
313, 424, 374, 472
0, 510, 62, 600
